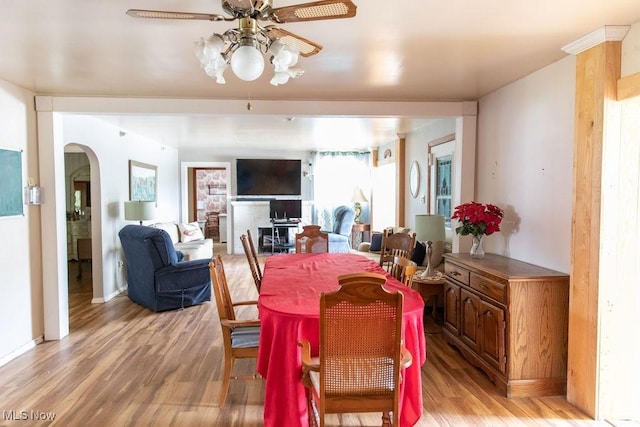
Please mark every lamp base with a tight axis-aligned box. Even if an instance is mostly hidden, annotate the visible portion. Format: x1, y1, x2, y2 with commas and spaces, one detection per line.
353, 202, 362, 224
420, 241, 437, 279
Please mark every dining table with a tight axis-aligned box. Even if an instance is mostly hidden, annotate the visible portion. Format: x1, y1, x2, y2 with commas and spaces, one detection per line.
257, 252, 426, 427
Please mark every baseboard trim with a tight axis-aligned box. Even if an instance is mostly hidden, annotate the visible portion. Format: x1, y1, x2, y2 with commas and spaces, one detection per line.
0, 335, 44, 368
91, 287, 125, 304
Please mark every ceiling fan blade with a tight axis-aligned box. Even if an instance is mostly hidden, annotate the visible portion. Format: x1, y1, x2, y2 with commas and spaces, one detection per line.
264, 26, 322, 57
267, 0, 356, 23
126, 9, 231, 21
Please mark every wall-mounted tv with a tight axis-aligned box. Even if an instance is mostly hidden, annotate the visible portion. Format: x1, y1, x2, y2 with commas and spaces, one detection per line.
236, 159, 301, 197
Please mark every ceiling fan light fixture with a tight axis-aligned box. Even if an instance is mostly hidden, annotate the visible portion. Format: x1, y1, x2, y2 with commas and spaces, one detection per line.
269, 39, 303, 85
231, 44, 265, 81
194, 35, 228, 84
129, 0, 358, 85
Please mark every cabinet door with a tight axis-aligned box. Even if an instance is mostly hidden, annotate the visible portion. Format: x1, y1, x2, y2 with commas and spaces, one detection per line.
460, 288, 481, 353
443, 281, 461, 336
479, 299, 506, 374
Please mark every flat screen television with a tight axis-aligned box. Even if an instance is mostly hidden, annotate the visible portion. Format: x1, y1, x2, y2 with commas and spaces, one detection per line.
269, 199, 302, 220
236, 159, 301, 197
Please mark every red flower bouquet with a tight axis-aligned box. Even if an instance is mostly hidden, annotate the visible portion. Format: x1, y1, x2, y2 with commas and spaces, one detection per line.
451, 201, 504, 237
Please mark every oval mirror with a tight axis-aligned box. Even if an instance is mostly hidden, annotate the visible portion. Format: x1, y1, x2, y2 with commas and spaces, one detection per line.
410, 161, 420, 198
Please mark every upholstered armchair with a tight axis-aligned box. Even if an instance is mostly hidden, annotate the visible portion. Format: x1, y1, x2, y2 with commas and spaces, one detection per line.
326, 205, 356, 253
118, 225, 212, 312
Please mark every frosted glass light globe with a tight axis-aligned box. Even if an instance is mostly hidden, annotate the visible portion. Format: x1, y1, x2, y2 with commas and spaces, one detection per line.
230, 46, 264, 81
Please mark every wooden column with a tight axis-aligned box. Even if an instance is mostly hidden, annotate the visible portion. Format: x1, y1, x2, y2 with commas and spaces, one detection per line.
396, 136, 406, 227
562, 27, 626, 418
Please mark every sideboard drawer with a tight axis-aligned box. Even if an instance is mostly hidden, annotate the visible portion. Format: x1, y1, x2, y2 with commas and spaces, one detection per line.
470, 273, 506, 304
445, 262, 469, 285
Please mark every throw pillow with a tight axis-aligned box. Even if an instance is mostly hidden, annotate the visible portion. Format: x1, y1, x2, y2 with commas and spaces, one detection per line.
178, 222, 205, 243
369, 232, 383, 252
357, 242, 371, 252
411, 241, 426, 265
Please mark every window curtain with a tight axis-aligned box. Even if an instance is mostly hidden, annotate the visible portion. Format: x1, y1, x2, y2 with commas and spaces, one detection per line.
312, 151, 370, 231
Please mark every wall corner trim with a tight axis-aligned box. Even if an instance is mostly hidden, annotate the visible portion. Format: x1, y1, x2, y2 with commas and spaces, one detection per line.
561, 25, 630, 56
462, 101, 478, 116
35, 96, 53, 112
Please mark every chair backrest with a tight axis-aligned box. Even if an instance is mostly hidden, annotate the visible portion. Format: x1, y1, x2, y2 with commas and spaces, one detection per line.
240, 232, 262, 293
332, 206, 356, 236
320, 272, 404, 405
118, 224, 182, 308
391, 255, 418, 287
209, 255, 237, 323
295, 225, 329, 253
119, 224, 180, 269
246, 229, 262, 280
379, 231, 416, 271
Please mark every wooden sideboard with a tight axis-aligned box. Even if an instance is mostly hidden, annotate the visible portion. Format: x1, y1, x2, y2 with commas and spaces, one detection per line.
442, 253, 569, 397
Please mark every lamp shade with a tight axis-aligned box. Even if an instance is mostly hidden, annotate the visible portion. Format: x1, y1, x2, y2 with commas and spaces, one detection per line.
124, 201, 156, 224
415, 214, 446, 243
351, 187, 368, 203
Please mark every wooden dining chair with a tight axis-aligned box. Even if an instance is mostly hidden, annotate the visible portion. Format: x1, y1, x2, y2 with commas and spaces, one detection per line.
209, 255, 261, 407
299, 272, 412, 427
240, 230, 262, 293
295, 225, 329, 254
379, 230, 416, 272
391, 255, 418, 287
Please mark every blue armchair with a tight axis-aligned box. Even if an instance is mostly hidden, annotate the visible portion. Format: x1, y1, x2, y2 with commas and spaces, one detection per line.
327, 205, 356, 253
118, 225, 211, 312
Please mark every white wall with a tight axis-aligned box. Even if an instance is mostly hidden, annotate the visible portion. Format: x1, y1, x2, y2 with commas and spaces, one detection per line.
476, 56, 576, 272
62, 115, 181, 299
405, 119, 456, 230
600, 21, 640, 422
0, 81, 43, 365
622, 22, 640, 77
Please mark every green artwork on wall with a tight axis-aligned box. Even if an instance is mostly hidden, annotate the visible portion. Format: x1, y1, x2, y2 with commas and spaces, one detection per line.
0, 148, 23, 217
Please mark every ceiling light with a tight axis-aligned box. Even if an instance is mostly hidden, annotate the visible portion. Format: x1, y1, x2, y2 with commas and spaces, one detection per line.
231, 44, 265, 81
194, 17, 303, 85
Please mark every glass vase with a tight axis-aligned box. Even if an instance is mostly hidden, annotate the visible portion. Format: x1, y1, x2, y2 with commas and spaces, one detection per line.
470, 235, 485, 259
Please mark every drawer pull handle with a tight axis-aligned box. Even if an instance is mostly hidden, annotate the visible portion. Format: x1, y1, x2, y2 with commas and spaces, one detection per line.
451, 271, 461, 276
479, 284, 488, 289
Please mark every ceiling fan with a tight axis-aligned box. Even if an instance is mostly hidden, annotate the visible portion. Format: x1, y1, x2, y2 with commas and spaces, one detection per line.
127, 0, 357, 85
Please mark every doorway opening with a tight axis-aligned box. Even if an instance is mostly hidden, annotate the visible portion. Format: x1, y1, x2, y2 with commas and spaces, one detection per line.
181, 162, 232, 255
64, 146, 96, 320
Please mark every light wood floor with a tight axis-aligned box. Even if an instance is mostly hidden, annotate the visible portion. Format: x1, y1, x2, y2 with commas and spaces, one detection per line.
0, 248, 613, 426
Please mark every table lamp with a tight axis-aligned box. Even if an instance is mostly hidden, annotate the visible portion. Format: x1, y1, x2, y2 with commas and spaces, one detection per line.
415, 214, 446, 279
124, 200, 156, 225
351, 187, 368, 224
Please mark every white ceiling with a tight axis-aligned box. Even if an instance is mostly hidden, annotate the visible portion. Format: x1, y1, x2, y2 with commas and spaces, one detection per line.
2, 0, 639, 150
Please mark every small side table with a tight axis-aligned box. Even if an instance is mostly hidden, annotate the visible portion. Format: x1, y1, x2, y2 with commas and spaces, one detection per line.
351, 223, 371, 248
411, 274, 445, 320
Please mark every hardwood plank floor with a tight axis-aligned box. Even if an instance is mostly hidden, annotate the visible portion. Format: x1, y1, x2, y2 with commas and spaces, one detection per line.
0, 248, 612, 426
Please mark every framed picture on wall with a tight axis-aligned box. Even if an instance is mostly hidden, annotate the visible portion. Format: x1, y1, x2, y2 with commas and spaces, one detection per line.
0, 147, 24, 217
129, 160, 157, 204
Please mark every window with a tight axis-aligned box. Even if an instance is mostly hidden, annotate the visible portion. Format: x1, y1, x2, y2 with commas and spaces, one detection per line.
435, 155, 452, 227
429, 137, 455, 228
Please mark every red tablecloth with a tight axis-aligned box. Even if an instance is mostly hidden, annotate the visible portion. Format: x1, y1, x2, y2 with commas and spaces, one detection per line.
257, 253, 426, 427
